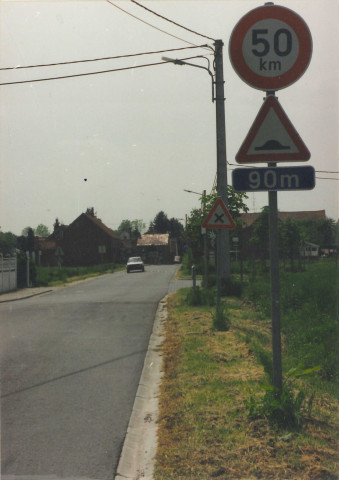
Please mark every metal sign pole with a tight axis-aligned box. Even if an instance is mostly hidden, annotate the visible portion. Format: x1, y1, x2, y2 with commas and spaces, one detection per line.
268, 173, 283, 391
229, 4, 313, 395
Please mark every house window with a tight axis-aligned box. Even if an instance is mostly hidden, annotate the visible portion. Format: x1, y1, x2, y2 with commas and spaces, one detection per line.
98, 245, 106, 254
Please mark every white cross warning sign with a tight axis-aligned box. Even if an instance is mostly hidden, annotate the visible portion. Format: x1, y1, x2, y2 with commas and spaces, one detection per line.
202, 198, 236, 229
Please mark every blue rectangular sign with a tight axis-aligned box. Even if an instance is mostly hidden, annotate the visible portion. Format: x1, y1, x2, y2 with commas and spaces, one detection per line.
232, 166, 315, 192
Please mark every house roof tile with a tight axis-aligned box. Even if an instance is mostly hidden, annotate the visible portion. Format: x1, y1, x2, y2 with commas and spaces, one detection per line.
85, 214, 119, 240
137, 234, 169, 246
239, 210, 326, 227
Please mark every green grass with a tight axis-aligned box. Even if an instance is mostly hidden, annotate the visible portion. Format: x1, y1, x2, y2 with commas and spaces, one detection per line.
243, 259, 339, 386
35, 263, 125, 286
155, 290, 339, 479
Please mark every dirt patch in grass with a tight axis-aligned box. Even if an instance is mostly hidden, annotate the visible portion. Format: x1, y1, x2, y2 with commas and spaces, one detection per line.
154, 291, 339, 480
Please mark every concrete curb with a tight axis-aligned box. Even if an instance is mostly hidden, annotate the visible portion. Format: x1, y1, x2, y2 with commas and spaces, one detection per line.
114, 295, 168, 480
0, 289, 53, 303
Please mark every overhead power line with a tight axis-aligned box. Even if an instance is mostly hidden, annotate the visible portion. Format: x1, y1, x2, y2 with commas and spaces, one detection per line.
0, 55, 205, 86
105, 0, 201, 47
0, 45, 207, 71
316, 177, 339, 180
130, 0, 216, 42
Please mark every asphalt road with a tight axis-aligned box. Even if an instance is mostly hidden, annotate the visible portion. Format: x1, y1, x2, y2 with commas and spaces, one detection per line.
0, 264, 180, 480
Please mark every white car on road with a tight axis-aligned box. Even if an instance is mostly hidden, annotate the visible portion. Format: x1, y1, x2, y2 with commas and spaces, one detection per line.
126, 256, 145, 273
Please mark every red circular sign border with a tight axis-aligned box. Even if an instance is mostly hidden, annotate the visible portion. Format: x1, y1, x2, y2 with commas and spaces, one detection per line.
229, 5, 312, 91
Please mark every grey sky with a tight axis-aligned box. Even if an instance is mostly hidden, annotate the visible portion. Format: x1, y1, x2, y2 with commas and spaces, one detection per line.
0, 0, 338, 235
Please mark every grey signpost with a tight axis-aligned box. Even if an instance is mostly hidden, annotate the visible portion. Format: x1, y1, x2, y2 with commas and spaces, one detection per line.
229, 3, 313, 391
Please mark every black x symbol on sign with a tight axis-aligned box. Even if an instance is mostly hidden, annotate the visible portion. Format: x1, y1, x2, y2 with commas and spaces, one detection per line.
214, 213, 225, 223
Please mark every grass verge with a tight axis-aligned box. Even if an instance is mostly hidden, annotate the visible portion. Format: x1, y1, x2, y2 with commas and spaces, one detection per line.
35, 263, 125, 286
154, 289, 338, 480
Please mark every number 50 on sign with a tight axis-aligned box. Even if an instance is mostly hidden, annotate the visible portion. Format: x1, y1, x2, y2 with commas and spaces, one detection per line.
229, 5, 312, 91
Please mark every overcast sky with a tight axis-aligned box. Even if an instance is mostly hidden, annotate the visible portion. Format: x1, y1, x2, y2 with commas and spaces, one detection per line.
0, 0, 338, 236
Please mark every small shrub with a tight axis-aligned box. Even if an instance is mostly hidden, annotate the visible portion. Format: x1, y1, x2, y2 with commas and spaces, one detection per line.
186, 287, 202, 306
204, 274, 216, 288
212, 303, 230, 331
245, 383, 306, 430
186, 287, 215, 307
201, 288, 215, 306
245, 364, 320, 430
221, 278, 242, 297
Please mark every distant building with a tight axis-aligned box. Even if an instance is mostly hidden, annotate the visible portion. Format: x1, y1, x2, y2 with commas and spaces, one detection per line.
137, 233, 177, 264
238, 210, 327, 260
239, 209, 326, 228
300, 241, 319, 257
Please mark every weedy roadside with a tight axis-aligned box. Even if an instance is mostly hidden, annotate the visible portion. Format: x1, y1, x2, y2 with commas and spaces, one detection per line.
154, 289, 338, 480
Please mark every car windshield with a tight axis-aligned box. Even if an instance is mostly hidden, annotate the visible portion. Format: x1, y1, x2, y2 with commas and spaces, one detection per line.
128, 257, 142, 262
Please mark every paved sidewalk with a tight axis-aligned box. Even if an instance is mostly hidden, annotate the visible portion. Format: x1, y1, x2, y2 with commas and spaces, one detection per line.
0, 272, 117, 303
0, 286, 57, 303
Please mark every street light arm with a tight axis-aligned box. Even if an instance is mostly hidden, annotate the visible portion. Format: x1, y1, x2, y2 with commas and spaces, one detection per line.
162, 56, 215, 102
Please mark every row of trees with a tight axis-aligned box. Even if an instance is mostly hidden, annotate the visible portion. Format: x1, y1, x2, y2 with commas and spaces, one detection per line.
0, 225, 50, 256
2, 200, 337, 267
114, 211, 184, 238
251, 207, 338, 270
183, 188, 338, 272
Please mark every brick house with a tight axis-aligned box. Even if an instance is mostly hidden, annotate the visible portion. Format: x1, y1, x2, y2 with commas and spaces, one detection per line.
61, 213, 122, 266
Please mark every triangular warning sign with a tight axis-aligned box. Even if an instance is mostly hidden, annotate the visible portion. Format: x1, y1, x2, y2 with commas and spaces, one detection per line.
236, 96, 310, 164
202, 198, 235, 229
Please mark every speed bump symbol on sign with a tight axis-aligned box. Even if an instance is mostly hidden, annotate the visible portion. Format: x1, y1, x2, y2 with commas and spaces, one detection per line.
236, 96, 310, 163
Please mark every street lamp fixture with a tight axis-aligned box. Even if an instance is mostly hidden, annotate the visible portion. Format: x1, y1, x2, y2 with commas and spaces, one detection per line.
162, 56, 215, 102
184, 189, 202, 196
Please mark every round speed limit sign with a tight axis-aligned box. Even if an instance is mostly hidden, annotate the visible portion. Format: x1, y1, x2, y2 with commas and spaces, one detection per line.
229, 5, 312, 91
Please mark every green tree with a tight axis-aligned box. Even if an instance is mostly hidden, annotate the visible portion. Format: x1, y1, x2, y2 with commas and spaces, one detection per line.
168, 217, 184, 237
184, 187, 248, 263
22, 226, 33, 237
0, 230, 17, 255
280, 217, 301, 271
299, 217, 337, 247
148, 211, 170, 234
20, 227, 35, 253
131, 219, 145, 235
35, 224, 50, 237
117, 219, 145, 238
27, 228, 35, 253
147, 212, 184, 237
249, 206, 270, 268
